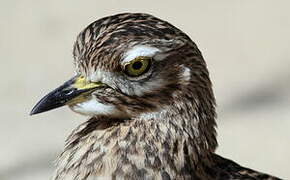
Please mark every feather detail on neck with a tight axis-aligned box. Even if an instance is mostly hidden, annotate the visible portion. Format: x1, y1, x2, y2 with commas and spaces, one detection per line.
53, 94, 217, 180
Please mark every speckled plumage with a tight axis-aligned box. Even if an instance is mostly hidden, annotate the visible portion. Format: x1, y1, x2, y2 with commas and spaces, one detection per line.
49, 13, 280, 180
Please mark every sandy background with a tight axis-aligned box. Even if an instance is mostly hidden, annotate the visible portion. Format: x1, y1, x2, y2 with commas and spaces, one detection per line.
0, 0, 289, 179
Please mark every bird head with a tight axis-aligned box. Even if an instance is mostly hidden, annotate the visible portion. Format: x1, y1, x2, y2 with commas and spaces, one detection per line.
31, 13, 215, 125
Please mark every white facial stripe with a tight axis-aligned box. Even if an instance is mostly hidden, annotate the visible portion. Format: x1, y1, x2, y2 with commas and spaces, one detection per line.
122, 45, 160, 64
70, 99, 114, 115
70, 98, 126, 118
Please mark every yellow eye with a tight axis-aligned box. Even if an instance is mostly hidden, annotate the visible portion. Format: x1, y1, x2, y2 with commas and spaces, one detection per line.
124, 56, 151, 77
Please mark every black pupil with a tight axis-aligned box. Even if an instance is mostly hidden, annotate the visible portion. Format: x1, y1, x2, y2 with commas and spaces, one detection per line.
132, 61, 143, 70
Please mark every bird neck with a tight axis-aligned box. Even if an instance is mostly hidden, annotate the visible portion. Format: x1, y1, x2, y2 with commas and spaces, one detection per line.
138, 94, 218, 162
54, 95, 217, 179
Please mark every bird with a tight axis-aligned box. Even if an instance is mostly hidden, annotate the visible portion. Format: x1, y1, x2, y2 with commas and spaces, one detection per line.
30, 13, 281, 180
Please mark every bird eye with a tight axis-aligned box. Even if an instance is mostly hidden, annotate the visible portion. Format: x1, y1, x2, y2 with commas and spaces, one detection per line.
124, 56, 151, 77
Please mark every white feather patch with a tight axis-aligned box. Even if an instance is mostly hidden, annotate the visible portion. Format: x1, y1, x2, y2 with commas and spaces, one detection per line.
70, 98, 124, 117
122, 45, 160, 64
182, 66, 191, 81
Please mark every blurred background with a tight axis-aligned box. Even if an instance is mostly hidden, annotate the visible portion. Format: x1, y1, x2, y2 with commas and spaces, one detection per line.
0, 0, 289, 179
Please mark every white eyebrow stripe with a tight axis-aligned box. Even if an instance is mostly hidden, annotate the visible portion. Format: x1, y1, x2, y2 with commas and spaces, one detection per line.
122, 45, 160, 64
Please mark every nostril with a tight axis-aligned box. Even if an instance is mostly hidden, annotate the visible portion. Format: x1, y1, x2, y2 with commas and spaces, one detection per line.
63, 89, 74, 96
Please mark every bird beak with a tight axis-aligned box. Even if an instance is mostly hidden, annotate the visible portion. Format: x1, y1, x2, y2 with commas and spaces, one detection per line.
30, 75, 103, 115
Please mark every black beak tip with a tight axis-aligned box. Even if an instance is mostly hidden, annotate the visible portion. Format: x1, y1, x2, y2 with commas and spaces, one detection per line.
30, 107, 39, 116
29, 111, 34, 116
29, 92, 67, 116
30, 103, 45, 116
29, 96, 55, 116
